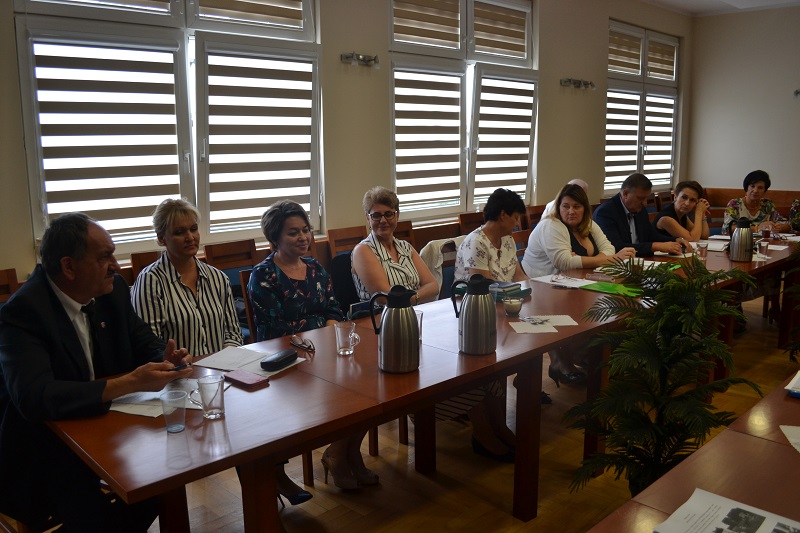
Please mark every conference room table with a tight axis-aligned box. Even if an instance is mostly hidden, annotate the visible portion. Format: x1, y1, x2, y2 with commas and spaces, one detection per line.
47, 279, 617, 532
46, 240, 798, 532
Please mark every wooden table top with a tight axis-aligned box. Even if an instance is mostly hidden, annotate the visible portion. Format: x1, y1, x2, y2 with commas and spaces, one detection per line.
586, 500, 668, 533
633, 429, 800, 522
49, 368, 381, 503
728, 376, 800, 445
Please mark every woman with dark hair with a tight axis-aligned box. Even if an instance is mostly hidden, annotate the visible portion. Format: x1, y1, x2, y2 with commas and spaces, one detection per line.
723, 170, 789, 234
653, 181, 710, 241
522, 184, 634, 385
248, 200, 377, 494
455, 188, 528, 282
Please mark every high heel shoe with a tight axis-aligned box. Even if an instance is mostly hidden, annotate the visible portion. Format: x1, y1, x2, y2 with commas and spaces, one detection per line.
548, 365, 585, 387
277, 488, 313, 509
321, 449, 359, 490
348, 447, 379, 486
471, 437, 515, 463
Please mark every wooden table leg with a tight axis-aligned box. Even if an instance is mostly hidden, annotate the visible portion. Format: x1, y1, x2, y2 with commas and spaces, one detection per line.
414, 406, 436, 475
157, 486, 190, 533
512, 358, 541, 521
584, 343, 609, 465
779, 264, 800, 348
368, 426, 379, 456
238, 456, 280, 532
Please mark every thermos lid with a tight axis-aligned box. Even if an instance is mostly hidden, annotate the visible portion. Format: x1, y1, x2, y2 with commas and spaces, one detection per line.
466, 274, 494, 295
385, 285, 416, 308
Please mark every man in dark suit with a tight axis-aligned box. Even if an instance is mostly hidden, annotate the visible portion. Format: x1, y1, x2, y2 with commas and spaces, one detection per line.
593, 173, 687, 257
0, 213, 193, 532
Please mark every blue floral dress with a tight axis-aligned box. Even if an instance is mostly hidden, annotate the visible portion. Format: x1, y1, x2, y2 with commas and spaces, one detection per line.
247, 253, 344, 341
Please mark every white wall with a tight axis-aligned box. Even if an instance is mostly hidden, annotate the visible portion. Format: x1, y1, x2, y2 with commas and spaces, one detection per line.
689, 7, 800, 190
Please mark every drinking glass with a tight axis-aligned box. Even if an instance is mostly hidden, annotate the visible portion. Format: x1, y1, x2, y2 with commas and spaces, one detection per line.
189, 375, 225, 419
334, 321, 361, 356
160, 390, 187, 433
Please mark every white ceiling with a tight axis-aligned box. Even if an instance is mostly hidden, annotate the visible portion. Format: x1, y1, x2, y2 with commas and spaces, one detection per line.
640, 0, 800, 16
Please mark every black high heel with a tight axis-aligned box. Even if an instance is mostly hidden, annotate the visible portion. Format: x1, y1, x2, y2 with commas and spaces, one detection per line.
277, 488, 312, 508
548, 365, 585, 387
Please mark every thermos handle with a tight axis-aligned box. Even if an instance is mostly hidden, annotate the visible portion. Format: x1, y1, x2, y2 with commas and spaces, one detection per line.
369, 292, 385, 333
451, 280, 467, 318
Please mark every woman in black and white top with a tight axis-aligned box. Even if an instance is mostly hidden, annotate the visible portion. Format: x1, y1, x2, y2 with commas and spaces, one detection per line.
131, 198, 242, 356
352, 186, 438, 303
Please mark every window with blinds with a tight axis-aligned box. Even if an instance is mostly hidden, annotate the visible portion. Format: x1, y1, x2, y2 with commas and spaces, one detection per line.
200, 51, 316, 233
393, 70, 464, 212
604, 21, 678, 193
391, 0, 535, 215
16, 0, 318, 248
393, 0, 462, 52
472, 74, 535, 203
32, 41, 182, 243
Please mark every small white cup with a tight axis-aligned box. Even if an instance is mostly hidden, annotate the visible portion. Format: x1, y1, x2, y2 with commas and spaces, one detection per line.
334, 321, 361, 356
160, 390, 187, 433
189, 375, 225, 419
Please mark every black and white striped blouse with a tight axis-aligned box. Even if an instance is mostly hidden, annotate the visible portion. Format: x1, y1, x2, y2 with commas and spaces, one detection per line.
352, 232, 420, 301
131, 253, 242, 356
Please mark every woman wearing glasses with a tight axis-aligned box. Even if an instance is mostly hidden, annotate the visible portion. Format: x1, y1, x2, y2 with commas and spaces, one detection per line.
353, 187, 516, 463
521, 184, 634, 385
248, 200, 376, 494
352, 186, 438, 304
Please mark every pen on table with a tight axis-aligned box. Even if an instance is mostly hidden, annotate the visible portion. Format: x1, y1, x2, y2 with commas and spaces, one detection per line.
553, 284, 579, 290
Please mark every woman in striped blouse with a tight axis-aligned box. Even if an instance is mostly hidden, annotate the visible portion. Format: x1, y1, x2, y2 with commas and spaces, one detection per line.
352, 186, 438, 303
352, 187, 517, 463
131, 198, 242, 356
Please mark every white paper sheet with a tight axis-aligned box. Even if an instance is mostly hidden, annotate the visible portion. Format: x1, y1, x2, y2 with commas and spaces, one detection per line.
779, 425, 800, 454
110, 379, 209, 417
193, 345, 272, 371
509, 321, 558, 334
529, 274, 594, 287
521, 315, 578, 326
654, 488, 800, 533
704, 241, 727, 252
709, 235, 731, 241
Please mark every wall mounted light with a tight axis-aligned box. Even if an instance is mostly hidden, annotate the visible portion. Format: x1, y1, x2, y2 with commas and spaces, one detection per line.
559, 78, 596, 90
341, 52, 378, 67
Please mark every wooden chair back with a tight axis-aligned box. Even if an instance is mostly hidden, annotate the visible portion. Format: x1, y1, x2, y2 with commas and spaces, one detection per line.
439, 240, 460, 299
458, 212, 484, 235
708, 207, 726, 235
512, 229, 531, 258
130, 251, 162, 280
203, 239, 258, 270
393, 220, 416, 250
0, 269, 20, 304
654, 191, 674, 212
327, 226, 367, 257
329, 251, 360, 316
526, 205, 547, 230
238, 269, 256, 344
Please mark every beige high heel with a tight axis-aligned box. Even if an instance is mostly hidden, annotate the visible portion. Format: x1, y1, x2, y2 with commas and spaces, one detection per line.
321, 448, 358, 490
348, 446, 379, 486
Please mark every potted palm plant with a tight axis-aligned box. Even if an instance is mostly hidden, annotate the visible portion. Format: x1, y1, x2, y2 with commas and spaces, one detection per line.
565, 256, 761, 496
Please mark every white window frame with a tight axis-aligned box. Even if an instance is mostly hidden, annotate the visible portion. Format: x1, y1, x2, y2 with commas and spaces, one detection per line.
16, 15, 194, 250
14, 0, 184, 28
15, 1, 320, 252
605, 20, 678, 195
194, 33, 321, 238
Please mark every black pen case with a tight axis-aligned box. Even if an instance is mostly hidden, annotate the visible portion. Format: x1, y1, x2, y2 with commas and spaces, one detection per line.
260, 349, 298, 372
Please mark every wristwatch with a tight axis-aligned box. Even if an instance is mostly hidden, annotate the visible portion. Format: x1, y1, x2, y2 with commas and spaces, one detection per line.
414, 293, 420, 305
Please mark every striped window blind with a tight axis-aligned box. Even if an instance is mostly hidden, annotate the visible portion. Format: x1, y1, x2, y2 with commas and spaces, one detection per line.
608, 29, 642, 77
605, 22, 678, 192
642, 93, 675, 188
604, 90, 641, 192
472, 1, 528, 60
472, 74, 535, 203
197, 0, 306, 30
393, 0, 462, 51
33, 41, 181, 243
201, 52, 315, 233
393, 70, 464, 212
646, 38, 677, 81
26, 0, 171, 11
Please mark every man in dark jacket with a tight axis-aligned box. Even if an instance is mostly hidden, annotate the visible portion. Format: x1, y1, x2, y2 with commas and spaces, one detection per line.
0, 213, 192, 532
593, 173, 686, 257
